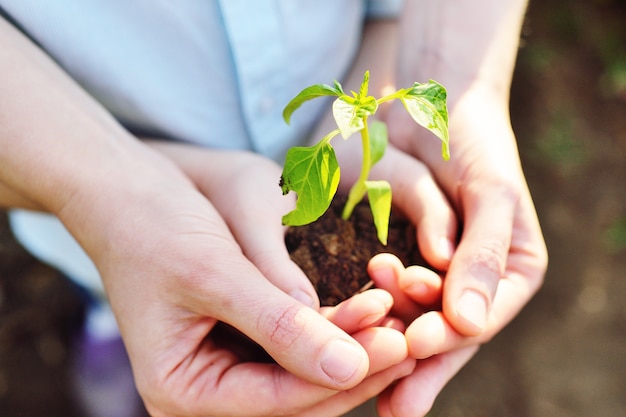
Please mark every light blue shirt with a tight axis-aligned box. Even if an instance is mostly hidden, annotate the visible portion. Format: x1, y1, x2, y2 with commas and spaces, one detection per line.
2, 0, 402, 295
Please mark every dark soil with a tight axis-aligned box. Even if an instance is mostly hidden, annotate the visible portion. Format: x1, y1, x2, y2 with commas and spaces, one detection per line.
286, 196, 425, 306
1, 1, 625, 416
0, 216, 86, 416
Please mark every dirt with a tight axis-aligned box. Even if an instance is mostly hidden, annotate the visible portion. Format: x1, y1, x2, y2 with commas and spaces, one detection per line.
1, 0, 625, 416
0, 217, 85, 416
286, 196, 425, 306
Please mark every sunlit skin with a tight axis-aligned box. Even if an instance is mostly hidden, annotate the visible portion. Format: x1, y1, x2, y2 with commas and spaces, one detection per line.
0, 0, 546, 415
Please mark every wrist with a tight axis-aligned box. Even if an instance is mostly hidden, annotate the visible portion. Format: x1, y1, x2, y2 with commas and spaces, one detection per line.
55, 140, 195, 255
397, 0, 527, 109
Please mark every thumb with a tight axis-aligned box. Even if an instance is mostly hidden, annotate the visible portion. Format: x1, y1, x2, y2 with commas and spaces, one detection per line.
214, 262, 370, 389
443, 182, 516, 336
202, 152, 320, 308
222, 190, 320, 309
181, 151, 369, 387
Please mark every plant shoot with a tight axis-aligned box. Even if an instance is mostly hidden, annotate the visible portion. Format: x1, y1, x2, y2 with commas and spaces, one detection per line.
280, 71, 449, 245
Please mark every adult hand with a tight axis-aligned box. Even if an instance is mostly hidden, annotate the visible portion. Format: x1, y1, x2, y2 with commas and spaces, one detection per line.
364, 110, 548, 412
387, 84, 548, 346
363, 85, 548, 417
148, 142, 321, 309
87, 143, 414, 416
327, 116, 481, 416
0, 17, 415, 414
354, 1, 548, 413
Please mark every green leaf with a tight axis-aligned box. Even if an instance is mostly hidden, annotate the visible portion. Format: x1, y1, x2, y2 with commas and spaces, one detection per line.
332, 95, 378, 139
283, 83, 344, 125
359, 70, 370, 98
342, 180, 367, 220
280, 140, 340, 226
332, 97, 365, 139
365, 180, 392, 245
400, 80, 450, 160
369, 120, 388, 167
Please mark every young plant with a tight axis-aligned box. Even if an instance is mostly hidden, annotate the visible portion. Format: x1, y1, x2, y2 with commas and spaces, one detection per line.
280, 71, 449, 245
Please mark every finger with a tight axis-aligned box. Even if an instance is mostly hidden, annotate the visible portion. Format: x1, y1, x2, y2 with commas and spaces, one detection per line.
300, 358, 416, 417
226, 196, 320, 308
163, 229, 370, 391
156, 150, 399, 392
368, 254, 443, 319
203, 153, 320, 308
406, 259, 542, 359
375, 146, 458, 271
176, 327, 410, 417
381, 316, 407, 332
351, 326, 410, 378
399, 265, 443, 307
442, 180, 517, 336
320, 288, 394, 333
377, 345, 479, 417
405, 311, 464, 359
219, 277, 370, 390
368, 254, 424, 322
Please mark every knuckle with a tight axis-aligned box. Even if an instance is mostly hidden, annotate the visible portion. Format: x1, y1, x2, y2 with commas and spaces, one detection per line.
537, 243, 549, 274
525, 240, 549, 294
258, 303, 308, 354
465, 175, 522, 204
468, 240, 508, 280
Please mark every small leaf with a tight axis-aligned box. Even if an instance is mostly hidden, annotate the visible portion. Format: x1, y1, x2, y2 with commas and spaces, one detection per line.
332, 97, 364, 139
342, 180, 367, 220
400, 80, 450, 160
365, 181, 392, 245
369, 120, 388, 167
283, 83, 344, 125
357, 95, 378, 118
332, 96, 378, 139
280, 140, 340, 226
359, 70, 370, 98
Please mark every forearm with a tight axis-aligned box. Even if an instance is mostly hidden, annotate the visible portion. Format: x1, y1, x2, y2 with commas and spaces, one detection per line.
0, 16, 200, 270
398, 0, 528, 106
0, 17, 122, 212
0, 17, 185, 217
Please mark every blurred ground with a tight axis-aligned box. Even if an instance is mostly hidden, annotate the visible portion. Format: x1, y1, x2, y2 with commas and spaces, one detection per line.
1, 0, 625, 416
429, 1, 626, 416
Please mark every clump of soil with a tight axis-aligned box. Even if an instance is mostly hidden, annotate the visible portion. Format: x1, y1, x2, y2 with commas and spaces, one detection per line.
285, 196, 426, 306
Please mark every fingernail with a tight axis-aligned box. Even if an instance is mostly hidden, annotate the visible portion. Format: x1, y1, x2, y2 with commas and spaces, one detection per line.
439, 237, 455, 261
406, 282, 429, 298
455, 290, 488, 333
369, 288, 393, 309
289, 289, 315, 308
320, 339, 366, 383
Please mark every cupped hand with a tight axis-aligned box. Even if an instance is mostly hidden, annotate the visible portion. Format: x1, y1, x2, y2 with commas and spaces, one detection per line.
360, 85, 548, 416
61, 143, 414, 417
149, 142, 322, 309
321, 82, 549, 416
387, 84, 548, 343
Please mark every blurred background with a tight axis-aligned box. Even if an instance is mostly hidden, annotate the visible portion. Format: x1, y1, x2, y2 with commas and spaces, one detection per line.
1, 0, 624, 416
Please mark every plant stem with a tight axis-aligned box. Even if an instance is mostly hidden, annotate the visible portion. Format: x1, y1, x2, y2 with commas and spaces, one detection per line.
342, 116, 371, 220
376, 91, 404, 105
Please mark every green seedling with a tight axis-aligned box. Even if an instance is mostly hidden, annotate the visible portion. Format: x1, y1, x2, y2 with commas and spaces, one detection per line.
280, 71, 450, 245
